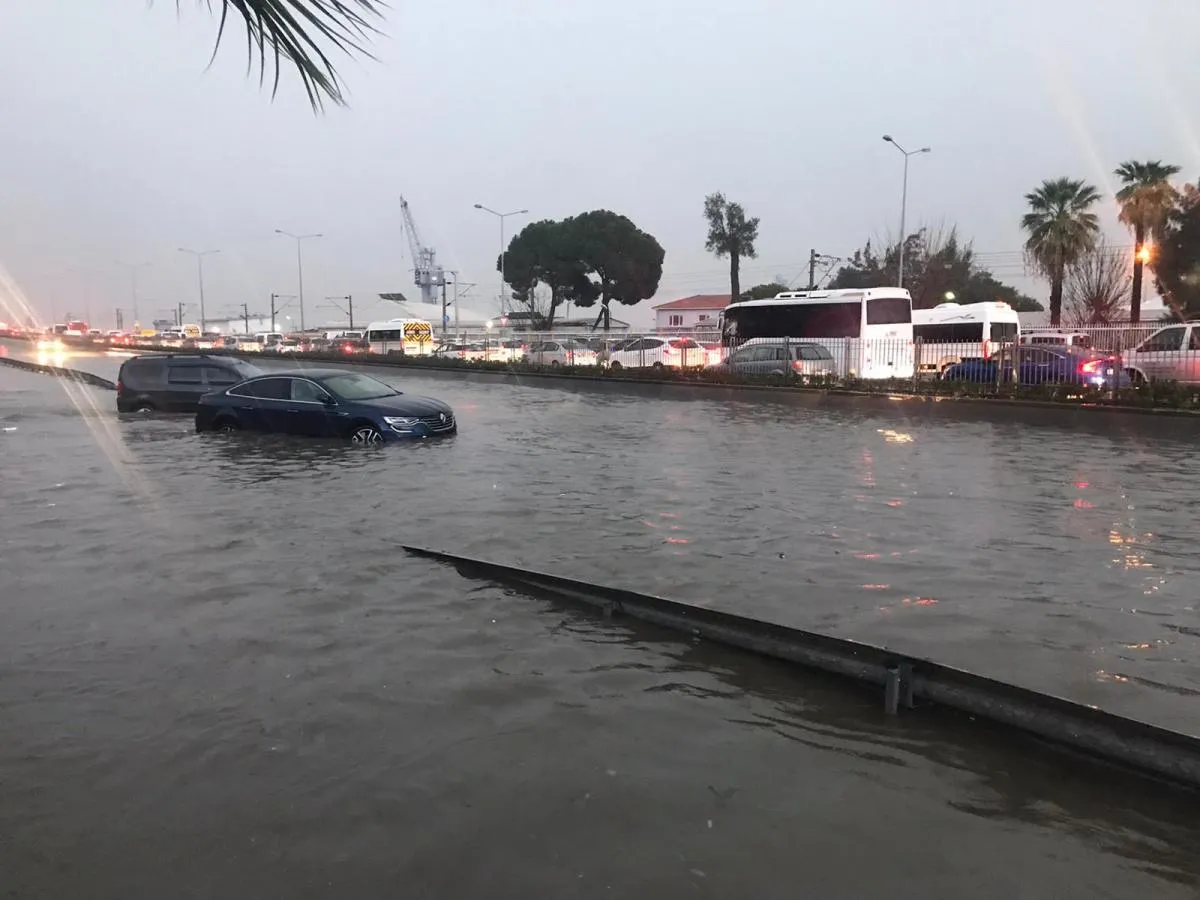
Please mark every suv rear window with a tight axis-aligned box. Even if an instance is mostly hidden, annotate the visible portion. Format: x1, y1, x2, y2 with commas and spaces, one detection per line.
167, 366, 203, 384
203, 365, 242, 386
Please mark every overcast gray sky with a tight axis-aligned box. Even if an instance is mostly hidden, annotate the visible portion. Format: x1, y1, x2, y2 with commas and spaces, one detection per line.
1, 0, 1198, 329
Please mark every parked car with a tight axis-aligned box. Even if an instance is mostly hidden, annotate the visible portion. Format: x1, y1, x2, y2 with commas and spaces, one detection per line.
195, 369, 456, 443
116, 354, 262, 413
942, 346, 1128, 389
524, 339, 597, 366
1121, 323, 1200, 384
606, 337, 707, 369
707, 340, 836, 378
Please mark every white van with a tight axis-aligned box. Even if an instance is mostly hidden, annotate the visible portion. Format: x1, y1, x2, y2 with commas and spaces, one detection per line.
1020, 330, 1092, 349
912, 301, 1020, 375
255, 332, 284, 351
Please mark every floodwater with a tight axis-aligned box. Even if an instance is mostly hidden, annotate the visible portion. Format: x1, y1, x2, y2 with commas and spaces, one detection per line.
3, 345, 1200, 898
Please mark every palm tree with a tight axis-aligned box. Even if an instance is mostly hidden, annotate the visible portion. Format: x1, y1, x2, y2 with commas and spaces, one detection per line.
1115, 160, 1181, 323
186, 0, 384, 110
703, 193, 760, 303
1021, 177, 1102, 326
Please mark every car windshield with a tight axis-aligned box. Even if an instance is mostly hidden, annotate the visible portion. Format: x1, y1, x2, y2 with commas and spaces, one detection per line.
322, 372, 400, 400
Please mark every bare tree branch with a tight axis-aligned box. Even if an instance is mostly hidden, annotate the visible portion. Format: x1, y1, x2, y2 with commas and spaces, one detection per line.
1064, 244, 1130, 327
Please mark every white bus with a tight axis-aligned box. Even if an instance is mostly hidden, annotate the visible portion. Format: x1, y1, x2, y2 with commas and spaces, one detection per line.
364, 318, 434, 356
911, 301, 1020, 375
720, 288, 914, 380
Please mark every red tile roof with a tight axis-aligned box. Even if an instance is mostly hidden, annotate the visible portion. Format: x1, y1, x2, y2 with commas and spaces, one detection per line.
653, 294, 731, 311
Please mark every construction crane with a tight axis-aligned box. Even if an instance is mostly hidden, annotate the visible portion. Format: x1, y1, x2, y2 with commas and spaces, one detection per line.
399, 196, 445, 308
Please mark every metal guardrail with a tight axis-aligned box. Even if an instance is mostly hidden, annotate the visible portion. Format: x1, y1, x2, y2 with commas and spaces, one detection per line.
0, 355, 117, 390
403, 545, 1200, 790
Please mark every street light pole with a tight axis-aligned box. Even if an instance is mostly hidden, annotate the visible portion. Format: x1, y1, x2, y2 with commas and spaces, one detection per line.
275, 230, 323, 331
473, 204, 528, 316
882, 135, 931, 290
177, 248, 220, 332
115, 261, 151, 326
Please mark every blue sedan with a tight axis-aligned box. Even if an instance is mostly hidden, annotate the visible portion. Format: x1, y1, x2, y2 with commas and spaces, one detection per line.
942, 346, 1130, 390
195, 368, 456, 443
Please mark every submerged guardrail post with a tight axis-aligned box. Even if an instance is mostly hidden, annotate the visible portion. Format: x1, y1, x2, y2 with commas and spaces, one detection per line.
885, 666, 901, 715
899, 662, 915, 709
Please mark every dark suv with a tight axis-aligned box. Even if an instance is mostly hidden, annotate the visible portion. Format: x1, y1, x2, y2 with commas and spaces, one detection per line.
117, 354, 262, 413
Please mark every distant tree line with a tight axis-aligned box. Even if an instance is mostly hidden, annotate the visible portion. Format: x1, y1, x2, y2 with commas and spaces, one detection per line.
825, 227, 1044, 312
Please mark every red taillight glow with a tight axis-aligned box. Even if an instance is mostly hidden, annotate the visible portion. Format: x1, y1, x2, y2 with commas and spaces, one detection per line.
1079, 359, 1103, 375
116, 379, 124, 394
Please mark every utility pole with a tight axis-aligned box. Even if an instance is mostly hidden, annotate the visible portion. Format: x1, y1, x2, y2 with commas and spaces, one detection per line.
882, 135, 931, 289
177, 248, 220, 332
115, 261, 150, 325
114, 308, 124, 331
274, 230, 322, 331
322, 295, 354, 330
270, 293, 295, 332
473, 204, 529, 317
175, 302, 186, 327
239, 302, 250, 333
440, 280, 449, 334
808, 249, 818, 290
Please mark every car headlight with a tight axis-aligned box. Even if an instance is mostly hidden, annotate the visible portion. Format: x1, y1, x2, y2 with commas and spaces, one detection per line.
383, 416, 420, 427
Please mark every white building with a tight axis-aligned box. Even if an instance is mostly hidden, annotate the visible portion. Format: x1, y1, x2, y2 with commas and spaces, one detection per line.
653, 294, 730, 333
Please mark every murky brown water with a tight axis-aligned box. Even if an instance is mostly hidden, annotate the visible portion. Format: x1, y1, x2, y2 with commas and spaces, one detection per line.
3, 345, 1200, 898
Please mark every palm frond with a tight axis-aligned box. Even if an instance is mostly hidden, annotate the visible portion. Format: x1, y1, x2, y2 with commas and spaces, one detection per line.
1020, 177, 1102, 279
1114, 159, 1182, 237
175, 0, 385, 111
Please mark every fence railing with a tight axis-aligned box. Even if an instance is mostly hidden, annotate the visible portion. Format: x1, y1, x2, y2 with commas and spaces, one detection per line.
54, 326, 1200, 390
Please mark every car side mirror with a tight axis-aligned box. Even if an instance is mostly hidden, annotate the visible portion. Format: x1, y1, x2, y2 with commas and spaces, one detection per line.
321, 395, 337, 406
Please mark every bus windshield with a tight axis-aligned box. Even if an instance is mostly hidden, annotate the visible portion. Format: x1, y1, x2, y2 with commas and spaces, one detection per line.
865, 297, 910, 325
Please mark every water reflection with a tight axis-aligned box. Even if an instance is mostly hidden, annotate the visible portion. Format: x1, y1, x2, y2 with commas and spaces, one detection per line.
194, 434, 394, 485
532, 596, 1200, 887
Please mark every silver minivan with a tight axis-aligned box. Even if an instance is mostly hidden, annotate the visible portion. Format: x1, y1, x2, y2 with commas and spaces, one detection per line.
707, 340, 835, 377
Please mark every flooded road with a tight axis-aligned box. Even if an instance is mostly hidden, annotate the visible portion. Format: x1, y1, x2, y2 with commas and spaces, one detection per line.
3, 345, 1200, 897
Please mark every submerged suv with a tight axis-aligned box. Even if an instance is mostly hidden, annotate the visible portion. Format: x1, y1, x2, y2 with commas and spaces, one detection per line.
116, 354, 261, 413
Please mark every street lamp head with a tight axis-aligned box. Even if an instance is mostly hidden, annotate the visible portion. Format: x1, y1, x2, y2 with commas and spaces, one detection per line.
473, 204, 484, 210
516, 209, 529, 215
882, 134, 894, 143
919, 147, 932, 154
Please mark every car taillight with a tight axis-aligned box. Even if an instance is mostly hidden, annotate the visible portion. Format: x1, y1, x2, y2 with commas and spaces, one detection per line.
1079, 359, 1102, 375
116, 379, 124, 394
